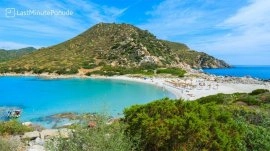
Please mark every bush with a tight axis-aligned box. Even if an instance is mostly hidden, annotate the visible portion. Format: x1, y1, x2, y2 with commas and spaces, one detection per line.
31, 67, 44, 74
140, 62, 158, 70
55, 68, 78, 75
0, 138, 18, 151
86, 66, 155, 76
124, 98, 244, 151
197, 93, 228, 104
46, 115, 136, 151
124, 94, 270, 151
243, 123, 270, 150
98, 61, 106, 66
0, 67, 9, 73
0, 120, 32, 135
250, 89, 269, 95
156, 68, 186, 77
259, 93, 270, 103
82, 62, 97, 69
237, 96, 261, 106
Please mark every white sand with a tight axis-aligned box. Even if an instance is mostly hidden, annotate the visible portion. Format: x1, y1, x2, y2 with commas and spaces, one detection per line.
89, 75, 270, 100
1, 73, 270, 100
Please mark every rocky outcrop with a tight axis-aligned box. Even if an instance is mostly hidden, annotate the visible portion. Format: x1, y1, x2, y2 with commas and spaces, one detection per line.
23, 131, 40, 140
177, 50, 230, 69
21, 128, 73, 151
28, 144, 45, 151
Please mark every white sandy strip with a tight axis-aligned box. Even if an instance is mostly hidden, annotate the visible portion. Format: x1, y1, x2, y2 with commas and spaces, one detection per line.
90, 76, 270, 100
92, 76, 183, 99
1, 73, 270, 100
184, 83, 270, 100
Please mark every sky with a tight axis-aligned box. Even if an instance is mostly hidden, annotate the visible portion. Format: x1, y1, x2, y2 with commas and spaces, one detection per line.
0, 0, 269, 65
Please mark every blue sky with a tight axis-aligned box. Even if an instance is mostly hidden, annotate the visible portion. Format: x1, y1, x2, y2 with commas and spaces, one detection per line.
0, 0, 269, 65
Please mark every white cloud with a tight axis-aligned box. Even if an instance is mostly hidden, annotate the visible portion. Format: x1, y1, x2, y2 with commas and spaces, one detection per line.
222, 0, 270, 29
140, 0, 270, 65
139, 0, 204, 39
199, 0, 270, 63
139, 0, 228, 39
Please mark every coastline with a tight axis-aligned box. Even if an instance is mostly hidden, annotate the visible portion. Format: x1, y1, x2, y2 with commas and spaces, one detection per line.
1, 72, 269, 100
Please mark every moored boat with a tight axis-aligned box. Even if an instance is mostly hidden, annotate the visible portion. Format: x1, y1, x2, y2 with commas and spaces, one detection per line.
8, 110, 21, 118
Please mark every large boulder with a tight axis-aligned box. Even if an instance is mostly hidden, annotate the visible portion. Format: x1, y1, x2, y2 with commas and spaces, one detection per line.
27, 144, 45, 151
40, 129, 59, 139
23, 131, 40, 140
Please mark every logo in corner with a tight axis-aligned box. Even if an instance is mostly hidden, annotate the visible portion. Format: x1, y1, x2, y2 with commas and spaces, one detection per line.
5, 8, 16, 17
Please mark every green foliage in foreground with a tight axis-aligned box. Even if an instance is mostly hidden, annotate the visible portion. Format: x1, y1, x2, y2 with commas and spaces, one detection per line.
0, 120, 33, 135
250, 89, 269, 95
46, 115, 136, 151
124, 98, 244, 150
0, 138, 18, 151
124, 90, 270, 151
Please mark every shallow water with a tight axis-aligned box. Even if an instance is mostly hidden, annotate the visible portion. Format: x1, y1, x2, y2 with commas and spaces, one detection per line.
0, 76, 175, 127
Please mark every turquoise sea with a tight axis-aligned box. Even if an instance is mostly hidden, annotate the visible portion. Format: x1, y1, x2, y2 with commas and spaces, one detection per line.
0, 76, 175, 127
203, 65, 270, 80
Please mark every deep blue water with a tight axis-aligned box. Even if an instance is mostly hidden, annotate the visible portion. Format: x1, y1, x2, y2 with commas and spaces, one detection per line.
203, 65, 270, 80
0, 76, 175, 127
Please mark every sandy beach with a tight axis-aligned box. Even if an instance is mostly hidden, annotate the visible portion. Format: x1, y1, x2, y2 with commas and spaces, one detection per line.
1, 72, 269, 100
101, 75, 270, 100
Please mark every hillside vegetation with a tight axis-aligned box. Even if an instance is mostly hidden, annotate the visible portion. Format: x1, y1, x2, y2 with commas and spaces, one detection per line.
0, 23, 229, 75
0, 47, 36, 62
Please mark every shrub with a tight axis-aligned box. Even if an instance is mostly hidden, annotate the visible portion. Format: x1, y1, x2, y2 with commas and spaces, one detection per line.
86, 66, 155, 76
259, 93, 270, 103
156, 68, 186, 77
243, 123, 270, 150
197, 93, 228, 104
0, 120, 32, 135
0, 67, 9, 73
82, 62, 97, 69
31, 67, 44, 74
98, 61, 106, 66
124, 98, 244, 151
140, 62, 158, 70
250, 89, 269, 95
237, 96, 261, 106
46, 115, 136, 151
0, 138, 18, 151
55, 68, 78, 75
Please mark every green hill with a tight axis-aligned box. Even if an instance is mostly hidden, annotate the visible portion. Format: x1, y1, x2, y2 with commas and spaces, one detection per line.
0, 23, 229, 75
0, 47, 36, 62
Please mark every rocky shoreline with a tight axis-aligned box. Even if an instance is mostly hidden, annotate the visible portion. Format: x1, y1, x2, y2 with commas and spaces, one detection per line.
0, 112, 117, 151
2, 127, 72, 151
